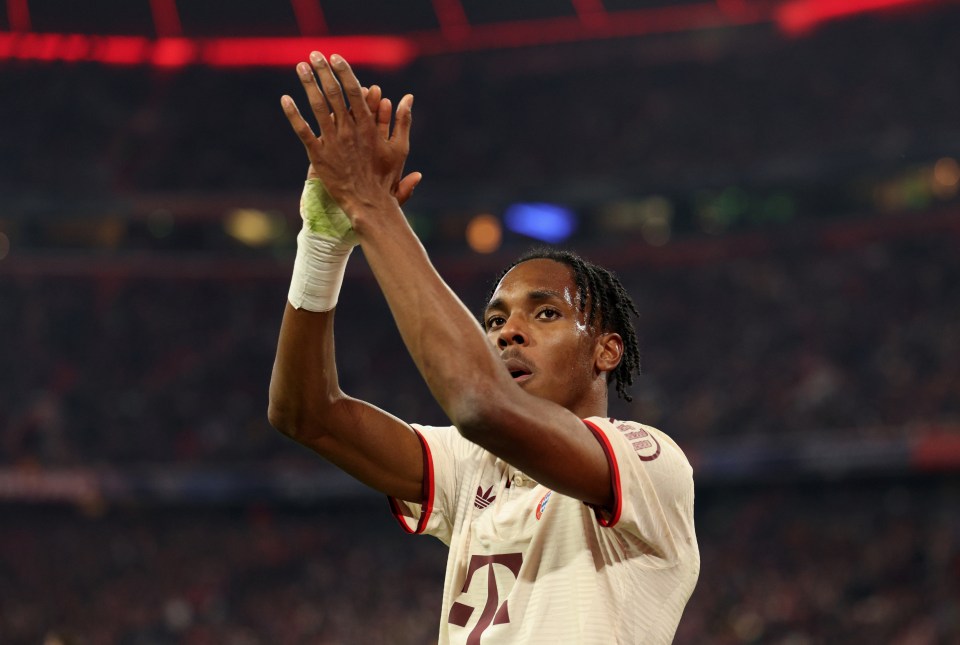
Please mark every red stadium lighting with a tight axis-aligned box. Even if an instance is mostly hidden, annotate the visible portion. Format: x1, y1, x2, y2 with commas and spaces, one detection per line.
22, 32, 60, 60
0, 33, 417, 70
152, 38, 196, 68
776, 0, 937, 36
92, 36, 152, 66
4, 0, 947, 69
60, 34, 90, 62
201, 36, 416, 70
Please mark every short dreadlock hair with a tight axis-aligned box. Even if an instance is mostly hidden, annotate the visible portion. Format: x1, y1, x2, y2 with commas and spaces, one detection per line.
483, 248, 642, 402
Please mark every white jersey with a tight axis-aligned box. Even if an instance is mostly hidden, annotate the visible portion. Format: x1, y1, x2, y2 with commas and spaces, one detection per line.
389, 417, 700, 644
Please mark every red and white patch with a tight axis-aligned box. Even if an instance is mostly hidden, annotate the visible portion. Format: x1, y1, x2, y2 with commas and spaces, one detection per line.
535, 491, 552, 520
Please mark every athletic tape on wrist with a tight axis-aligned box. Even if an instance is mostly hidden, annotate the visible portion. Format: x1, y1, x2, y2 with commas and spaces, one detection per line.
301, 178, 357, 242
288, 179, 357, 312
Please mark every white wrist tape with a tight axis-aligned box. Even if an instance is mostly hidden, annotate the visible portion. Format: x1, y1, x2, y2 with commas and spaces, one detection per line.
288, 179, 359, 312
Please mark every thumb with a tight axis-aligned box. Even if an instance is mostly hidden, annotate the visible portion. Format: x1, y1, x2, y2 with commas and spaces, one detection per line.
396, 171, 423, 206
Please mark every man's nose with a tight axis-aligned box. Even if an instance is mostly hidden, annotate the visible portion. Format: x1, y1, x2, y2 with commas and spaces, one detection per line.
497, 316, 528, 348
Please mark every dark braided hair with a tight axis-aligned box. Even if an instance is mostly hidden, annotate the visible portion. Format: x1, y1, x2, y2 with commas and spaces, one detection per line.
483, 248, 642, 402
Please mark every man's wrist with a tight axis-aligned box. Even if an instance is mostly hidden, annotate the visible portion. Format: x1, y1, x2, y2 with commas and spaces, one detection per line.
346, 198, 408, 240
300, 179, 358, 244
288, 231, 353, 311
288, 179, 356, 312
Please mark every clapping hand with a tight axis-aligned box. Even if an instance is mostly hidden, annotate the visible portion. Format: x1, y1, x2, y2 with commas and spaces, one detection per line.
281, 52, 421, 220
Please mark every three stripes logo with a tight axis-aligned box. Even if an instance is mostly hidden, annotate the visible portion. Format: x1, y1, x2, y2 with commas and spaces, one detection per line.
474, 485, 497, 510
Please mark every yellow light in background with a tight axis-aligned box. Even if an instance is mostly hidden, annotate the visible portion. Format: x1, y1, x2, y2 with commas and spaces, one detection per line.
601, 196, 672, 231
934, 157, 960, 186
637, 196, 673, 246
601, 201, 642, 231
44, 218, 126, 248
466, 213, 502, 253
873, 183, 901, 213
224, 208, 285, 247
97, 218, 126, 248
640, 211, 672, 246
933, 157, 960, 199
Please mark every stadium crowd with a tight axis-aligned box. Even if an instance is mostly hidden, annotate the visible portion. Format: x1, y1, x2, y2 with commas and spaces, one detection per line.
2, 229, 957, 467
1, 476, 957, 644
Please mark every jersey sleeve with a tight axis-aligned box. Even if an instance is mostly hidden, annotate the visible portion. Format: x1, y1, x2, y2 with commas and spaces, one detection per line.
582, 417, 698, 564
387, 423, 471, 545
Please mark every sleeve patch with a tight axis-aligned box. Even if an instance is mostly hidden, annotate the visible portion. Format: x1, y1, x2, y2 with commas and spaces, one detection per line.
617, 421, 661, 462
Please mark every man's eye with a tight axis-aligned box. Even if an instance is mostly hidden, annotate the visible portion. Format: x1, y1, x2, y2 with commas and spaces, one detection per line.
486, 316, 504, 329
537, 309, 559, 319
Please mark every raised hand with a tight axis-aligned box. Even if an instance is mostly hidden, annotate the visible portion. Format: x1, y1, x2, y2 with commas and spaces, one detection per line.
281, 52, 421, 216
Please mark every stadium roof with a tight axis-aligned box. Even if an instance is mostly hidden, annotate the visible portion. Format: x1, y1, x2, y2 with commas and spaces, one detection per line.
1, 0, 951, 69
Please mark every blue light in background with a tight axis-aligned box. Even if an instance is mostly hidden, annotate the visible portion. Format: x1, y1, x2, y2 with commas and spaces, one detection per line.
503, 203, 577, 244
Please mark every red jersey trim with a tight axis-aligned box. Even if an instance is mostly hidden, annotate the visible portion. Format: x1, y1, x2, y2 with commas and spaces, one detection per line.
387, 426, 435, 535
583, 419, 623, 528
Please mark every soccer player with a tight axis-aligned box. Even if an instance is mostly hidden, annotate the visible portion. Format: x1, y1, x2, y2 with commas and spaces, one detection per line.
268, 52, 699, 643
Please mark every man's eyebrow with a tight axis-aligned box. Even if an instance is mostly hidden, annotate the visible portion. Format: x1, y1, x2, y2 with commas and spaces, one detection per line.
527, 289, 566, 303
484, 297, 505, 314
483, 289, 566, 313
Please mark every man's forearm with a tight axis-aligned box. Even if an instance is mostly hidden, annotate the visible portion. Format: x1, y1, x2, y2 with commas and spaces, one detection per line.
268, 304, 343, 437
353, 203, 514, 425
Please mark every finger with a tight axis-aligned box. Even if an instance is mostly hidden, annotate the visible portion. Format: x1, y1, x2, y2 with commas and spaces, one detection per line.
377, 97, 392, 140
309, 51, 348, 125
396, 171, 423, 206
365, 85, 382, 116
329, 54, 370, 121
391, 94, 414, 145
296, 61, 334, 135
281, 95, 319, 148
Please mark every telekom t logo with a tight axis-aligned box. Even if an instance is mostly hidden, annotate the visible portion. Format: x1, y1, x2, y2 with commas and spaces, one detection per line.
448, 553, 523, 644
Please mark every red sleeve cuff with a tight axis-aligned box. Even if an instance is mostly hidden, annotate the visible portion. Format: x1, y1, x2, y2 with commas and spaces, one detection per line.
388, 426, 435, 534
583, 419, 623, 528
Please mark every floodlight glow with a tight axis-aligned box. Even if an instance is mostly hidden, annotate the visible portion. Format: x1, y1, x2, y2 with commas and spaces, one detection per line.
503, 203, 576, 244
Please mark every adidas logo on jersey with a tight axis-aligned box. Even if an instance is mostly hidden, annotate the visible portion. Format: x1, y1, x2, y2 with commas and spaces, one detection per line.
474, 485, 497, 510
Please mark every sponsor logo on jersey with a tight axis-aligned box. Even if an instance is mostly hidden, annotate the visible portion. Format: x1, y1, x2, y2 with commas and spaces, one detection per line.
448, 553, 523, 638
474, 485, 497, 510
535, 490, 552, 520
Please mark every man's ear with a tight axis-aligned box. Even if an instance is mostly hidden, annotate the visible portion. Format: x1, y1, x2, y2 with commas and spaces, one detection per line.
595, 332, 624, 375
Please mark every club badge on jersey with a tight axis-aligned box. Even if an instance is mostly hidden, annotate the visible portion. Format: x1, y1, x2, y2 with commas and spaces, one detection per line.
535, 490, 552, 520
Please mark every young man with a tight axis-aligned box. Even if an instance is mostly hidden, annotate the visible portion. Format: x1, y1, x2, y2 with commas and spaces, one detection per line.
268, 52, 699, 643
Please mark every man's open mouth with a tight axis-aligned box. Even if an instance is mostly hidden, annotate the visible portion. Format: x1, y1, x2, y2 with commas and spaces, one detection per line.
504, 356, 534, 383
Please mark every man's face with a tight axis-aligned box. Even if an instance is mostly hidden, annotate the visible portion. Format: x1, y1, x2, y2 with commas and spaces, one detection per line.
483, 259, 600, 411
